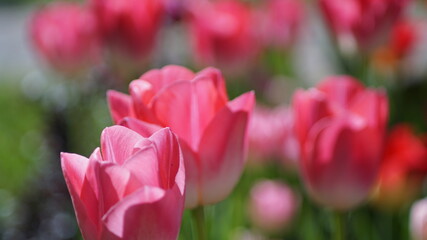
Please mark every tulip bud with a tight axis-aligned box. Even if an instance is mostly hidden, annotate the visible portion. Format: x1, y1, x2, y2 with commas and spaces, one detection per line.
249, 180, 299, 233
30, 2, 100, 75
292, 76, 388, 210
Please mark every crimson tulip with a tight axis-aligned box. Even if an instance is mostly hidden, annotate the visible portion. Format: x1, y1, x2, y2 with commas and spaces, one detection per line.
61, 126, 185, 239
293, 76, 388, 210
107, 65, 254, 208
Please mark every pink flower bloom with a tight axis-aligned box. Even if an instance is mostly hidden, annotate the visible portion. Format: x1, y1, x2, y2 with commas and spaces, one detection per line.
61, 126, 185, 239
292, 76, 388, 210
249, 180, 299, 233
255, 0, 305, 49
248, 104, 299, 166
320, 0, 412, 51
411, 198, 427, 240
91, 0, 165, 61
107, 65, 255, 208
30, 2, 100, 74
188, 0, 260, 70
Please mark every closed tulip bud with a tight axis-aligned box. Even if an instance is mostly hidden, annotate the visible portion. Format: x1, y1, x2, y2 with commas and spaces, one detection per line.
61, 126, 185, 239
107, 65, 254, 208
249, 180, 299, 233
319, 0, 412, 52
30, 2, 100, 75
188, 0, 260, 72
292, 76, 388, 210
411, 198, 427, 240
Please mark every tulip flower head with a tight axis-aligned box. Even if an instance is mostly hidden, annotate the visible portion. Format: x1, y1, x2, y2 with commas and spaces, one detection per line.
61, 126, 185, 239
30, 2, 100, 75
249, 180, 299, 233
293, 76, 388, 210
320, 0, 412, 52
107, 65, 254, 208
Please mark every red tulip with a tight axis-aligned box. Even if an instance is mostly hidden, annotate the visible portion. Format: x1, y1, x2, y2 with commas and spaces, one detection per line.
30, 2, 100, 74
249, 180, 299, 233
292, 76, 388, 210
255, 0, 304, 49
373, 124, 427, 209
61, 126, 185, 239
91, 0, 165, 61
188, 0, 259, 71
107, 65, 254, 208
248, 104, 299, 167
319, 0, 412, 51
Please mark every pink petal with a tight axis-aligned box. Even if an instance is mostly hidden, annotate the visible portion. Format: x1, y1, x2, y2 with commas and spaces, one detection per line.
122, 146, 161, 188
317, 76, 364, 108
139, 65, 195, 93
151, 78, 227, 150
350, 89, 389, 132
107, 90, 133, 124
195, 67, 229, 102
119, 117, 162, 138
197, 91, 254, 205
180, 142, 200, 209
100, 125, 143, 165
61, 152, 100, 240
101, 185, 184, 240
129, 80, 159, 123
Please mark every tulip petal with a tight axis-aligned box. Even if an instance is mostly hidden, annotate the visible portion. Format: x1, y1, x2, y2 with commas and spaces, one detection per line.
317, 76, 364, 108
61, 152, 99, 240
107, 90, 133, 124
140, 65, 195, 92
122, 146, 161, 188
350, 89, 388, 131
119, 117, 162, 138
101, 125, 143, 165
129, 80, 160, 123
197, 91, 254, 205
102, 185, 184, 240
180, 142, 200, 209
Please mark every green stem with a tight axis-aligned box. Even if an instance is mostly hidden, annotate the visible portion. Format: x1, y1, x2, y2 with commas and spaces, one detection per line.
334, 211, 346, 240
191, 206, 207, 240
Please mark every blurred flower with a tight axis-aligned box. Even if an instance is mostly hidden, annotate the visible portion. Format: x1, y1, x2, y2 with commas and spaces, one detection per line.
248, 104, 299, 167
91, 0, 165, 62
107, 65, 254, 208
292, 76, 388, 210
319, 0, 412, 52
255, 0, 304, 50
410, 198, 427, 240
61, 126, 185, 240
30, 2, 100, 75
372, 124, 427, 210
188, 0, 260, 72
248, 180, 299, 234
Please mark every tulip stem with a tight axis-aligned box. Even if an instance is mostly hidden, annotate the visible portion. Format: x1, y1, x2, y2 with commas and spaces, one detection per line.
333, 211, 346, 240
192, 206, 207, 240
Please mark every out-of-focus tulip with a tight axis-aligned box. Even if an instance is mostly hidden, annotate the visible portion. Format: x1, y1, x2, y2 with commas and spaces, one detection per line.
319, 0, 412, 52
30, 2, 100, 75
292, 76, 388, 210
107, 65, 254, 208
249, 180, 299, 233
410, 198, 427, 240
188, 0, 259, 71
61, 126, 185, 239
255, 0, 304, 49
372, 124, 427, 210
248, 104, 299, 167
91, 0, 165, 62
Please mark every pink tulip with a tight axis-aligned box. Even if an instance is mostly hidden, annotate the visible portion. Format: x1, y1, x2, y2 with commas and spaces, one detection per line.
107, 65, 255, 208
61, 126, 185, 239
255, 0, 305, 49
248, 104, 299, 167
292, 76, 388, 210
249, 180, 299, 233
411, 198, 427, 240
319, 0, 412, 51
30, 2, 100, 74
91, 0, 165, 61
187, 0, 260, 71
